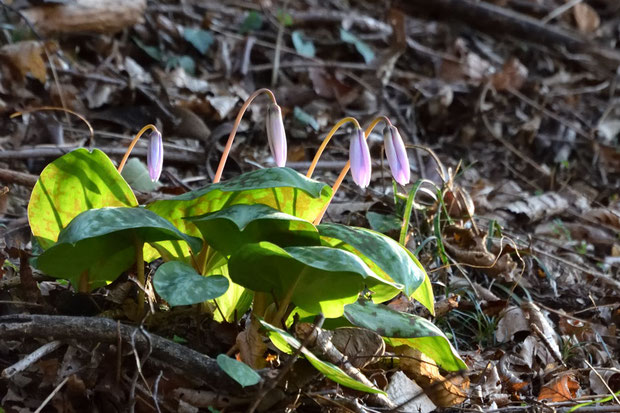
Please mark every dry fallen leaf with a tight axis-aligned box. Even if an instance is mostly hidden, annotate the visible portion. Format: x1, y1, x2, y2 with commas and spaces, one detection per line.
538, 374, 579, 402
573, 3, 600, 34
0, 40, 51, 83
492, 57, 528, 91
395, 346, 468, 407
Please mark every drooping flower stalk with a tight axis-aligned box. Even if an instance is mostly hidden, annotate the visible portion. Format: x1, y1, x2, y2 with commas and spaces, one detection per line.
10, 105, 95, 144
117, 124, 158, 174
306, 117, 362, 178
213, 88, 285, 183
311, 116, 393, 225
146, 129, 164, 182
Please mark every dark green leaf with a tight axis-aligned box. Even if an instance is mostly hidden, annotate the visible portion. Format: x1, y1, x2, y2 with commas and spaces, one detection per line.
216, 354, 261, 387
183, 28, 214, 54
318, 223, 424, 300
344, 299, 466, 371
366, 211, 402, 233
240, 11, 262, 34
228, 242, 399, 318
293, 106, 319, 131
36, 207, 202, 290
259, 319, 386, 394
154, 261, 228, 306
189, 204, 319, 256
339, 28, 374, 63
291, 30, 315, 57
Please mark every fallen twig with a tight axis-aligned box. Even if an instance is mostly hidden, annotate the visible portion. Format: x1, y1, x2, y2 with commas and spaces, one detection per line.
0, 314, 246, 391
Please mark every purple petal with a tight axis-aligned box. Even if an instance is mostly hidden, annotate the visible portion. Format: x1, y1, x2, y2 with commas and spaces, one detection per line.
266, 103, 287, 167
147, 129, 163, 182
349, 128, 371, 188
384, 126, 410, 185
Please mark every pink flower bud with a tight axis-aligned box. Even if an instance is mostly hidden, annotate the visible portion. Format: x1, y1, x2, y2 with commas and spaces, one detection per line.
147, 129, 163, 182
349, 128, 371, 189
266, 103, 287, 167
383, 125, 410, 185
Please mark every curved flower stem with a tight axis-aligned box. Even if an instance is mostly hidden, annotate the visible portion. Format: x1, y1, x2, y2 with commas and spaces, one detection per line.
312, 116, 393, 225
10, 106, 95, 144
213, 88, 277, 183
117, 124, 157, 174
306, 117, 361, 179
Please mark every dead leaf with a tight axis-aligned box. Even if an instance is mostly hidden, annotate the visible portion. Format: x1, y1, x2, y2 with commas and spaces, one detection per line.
503, 192, 569, 222
589, 369, 620, 395
387, 371, 437, 413
492, 57, 528, 91
573, 3, 600, 34
236, 317, 266, 369
538, 374, 579, 402
330, 327, 385, 369
395, 346, 468, 407
0, 40, 50, 83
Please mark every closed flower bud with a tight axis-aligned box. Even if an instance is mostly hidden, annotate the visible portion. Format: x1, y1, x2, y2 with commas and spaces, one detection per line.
349, 128, 371, 189
383, 125, 410, 185
266, 103, 287, 167
147, 129, 163, 182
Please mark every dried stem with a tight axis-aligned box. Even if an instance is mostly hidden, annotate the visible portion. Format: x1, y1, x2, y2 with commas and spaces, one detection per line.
117, 124, 157, 174
10, 106, 94, 143
213, 88, 277, 183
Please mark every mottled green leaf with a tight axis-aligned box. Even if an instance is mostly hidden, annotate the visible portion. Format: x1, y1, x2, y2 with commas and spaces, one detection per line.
216, 354, 261, 387
344, 299, 466, 371
36, 207, 202, 290
154, 261, 228, 306
366, 211, 401, 234
147, 167, 331, 241
228, 242, 399, 318
188, 204, 319, 256
318, 223, 425, 301
28, 148, 138, 250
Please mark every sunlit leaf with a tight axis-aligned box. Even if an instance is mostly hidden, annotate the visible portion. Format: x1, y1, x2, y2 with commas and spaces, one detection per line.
147, 167, 331, 242
154, 261, 228, 306
216, 354, 261, 387
259, 319, 386, 395
318, 223, 423, 302
28, 148, 138, 250
228, 242, 399, 318
344, 299, 466, 371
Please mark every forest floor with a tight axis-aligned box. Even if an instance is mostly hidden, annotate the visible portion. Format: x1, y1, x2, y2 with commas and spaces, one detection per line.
0, 0, 619, 412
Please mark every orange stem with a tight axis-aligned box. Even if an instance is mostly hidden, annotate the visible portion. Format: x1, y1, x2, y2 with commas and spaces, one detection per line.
213, 88, 277, 183
306, 117, 361, 178
11, 105, 94, 143
117, 124, 157, 174
312, 116, 392, 225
